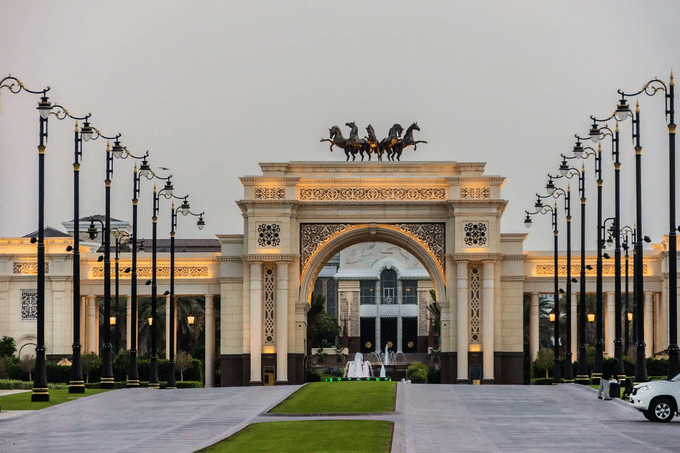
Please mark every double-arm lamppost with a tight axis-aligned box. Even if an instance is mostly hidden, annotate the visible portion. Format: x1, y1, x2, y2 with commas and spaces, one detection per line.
614, 96, 648, 382
0, 77, 52, 401
149, 179, 175, 388
525, 196, 561, 383
48, 105, 95, 394
617, 74, 676, 379
166, 197, 204, 389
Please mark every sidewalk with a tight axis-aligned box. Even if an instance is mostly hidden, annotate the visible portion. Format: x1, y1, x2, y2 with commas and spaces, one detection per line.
0, 383, 676, 452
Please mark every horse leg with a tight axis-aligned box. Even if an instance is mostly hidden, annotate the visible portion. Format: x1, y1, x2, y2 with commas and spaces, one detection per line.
345, 149, 350, 161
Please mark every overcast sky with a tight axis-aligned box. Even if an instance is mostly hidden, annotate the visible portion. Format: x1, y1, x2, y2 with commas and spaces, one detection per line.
1, 1, 679, 253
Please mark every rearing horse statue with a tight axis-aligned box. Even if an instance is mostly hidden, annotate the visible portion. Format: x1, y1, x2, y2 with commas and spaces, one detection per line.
380, 124, 403, 161
320, 125, 357, 161
364, 124, 382, 161
345, 121, 370, 161
391, 122, 427, 161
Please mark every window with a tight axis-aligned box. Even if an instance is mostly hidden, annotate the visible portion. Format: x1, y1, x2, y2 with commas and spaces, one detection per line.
360, 281, 375, 305
380, 269, 397, 304
327, 279, 337, 319
402, 280, 418, 304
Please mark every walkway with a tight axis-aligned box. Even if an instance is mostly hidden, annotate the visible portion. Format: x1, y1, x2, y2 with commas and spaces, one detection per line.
0, 384, 678, 452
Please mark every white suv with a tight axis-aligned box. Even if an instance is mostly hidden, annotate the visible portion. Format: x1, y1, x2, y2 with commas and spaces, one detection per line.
629, 373, 680, 422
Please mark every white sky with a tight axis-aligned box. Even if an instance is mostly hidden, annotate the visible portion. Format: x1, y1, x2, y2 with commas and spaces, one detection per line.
1, 1, 679, 252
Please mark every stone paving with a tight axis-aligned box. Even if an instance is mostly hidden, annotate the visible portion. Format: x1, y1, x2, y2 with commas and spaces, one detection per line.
0, 384, 678, 452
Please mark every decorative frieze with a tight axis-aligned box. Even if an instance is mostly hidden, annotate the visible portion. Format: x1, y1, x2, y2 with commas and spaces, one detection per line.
257, 224, 281, 247
463, 222, 488, 247
300, 224, 354, 271
393, 223, 446, 269
254, 187, 285, 200
299, 187, 446, 201
460, 187, 490, 199
534, 264, 650, 277
91, 266, 209, 279
13, 262, 48, 275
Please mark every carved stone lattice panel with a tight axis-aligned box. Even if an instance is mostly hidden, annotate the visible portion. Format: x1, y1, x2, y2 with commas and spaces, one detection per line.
460, 187, 490, 199
91, 266, 209, 279
13, 262, 49, 275
534, 264, 650, 277
350, 292, 360, 337
393, 224, 445, 269
464, 222, 488, 247
254, 187, 285, 199
418, 291, 428, 336
469, 266, 481, 344
21, 291, 37, 320
299, 187, 446, 201
300, 224, 354, 271
263, 265, 275, 346
258, 224, 281, 247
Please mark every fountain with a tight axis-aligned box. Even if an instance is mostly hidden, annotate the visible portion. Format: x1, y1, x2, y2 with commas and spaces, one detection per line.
343, 352, 373, 378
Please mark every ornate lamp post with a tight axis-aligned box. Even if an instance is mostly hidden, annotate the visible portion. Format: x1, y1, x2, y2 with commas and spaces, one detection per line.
0, 77, 52, 402
525, 196, 561, 383
48, 105, 95, 394
548, 163, 583, 382
618, 74, 676, 380
149, 178, 175, 388
614, 95, 648, 382
166, 197, 204, 389
567, 138, 603, 379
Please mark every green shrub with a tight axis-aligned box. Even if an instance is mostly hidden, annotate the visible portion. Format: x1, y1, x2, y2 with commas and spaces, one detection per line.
646, 357, 668, 376
46, 364, 71, 383
407, 362, 428, 383
531, 377, 559, 385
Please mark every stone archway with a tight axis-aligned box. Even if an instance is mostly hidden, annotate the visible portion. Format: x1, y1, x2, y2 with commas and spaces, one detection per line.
299, 223, 446, 308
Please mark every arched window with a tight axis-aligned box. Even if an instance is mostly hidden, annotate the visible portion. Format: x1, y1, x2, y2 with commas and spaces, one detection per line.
380, 268, 397, 304
327, 279, 337, 319
314, 279, 324, 296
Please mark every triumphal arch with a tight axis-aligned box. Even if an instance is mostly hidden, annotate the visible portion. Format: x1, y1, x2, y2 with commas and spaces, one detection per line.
218, 161, 526, 385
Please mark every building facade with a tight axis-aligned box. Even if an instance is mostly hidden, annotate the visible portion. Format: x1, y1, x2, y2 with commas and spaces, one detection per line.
0, 161, 677, 386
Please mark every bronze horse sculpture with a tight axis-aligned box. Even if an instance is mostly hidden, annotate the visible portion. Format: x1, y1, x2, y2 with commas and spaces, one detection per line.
321, 122, 425, 161
390, 122, 427, 161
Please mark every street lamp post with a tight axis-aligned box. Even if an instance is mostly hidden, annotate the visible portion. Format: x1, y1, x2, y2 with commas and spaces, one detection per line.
150, 179, 175, 388
525, 196, 561, 383
618, 74, 677, 379
616, 226, 634, 355
0, 77, 52, 402
614, 95, 648, 382
48, 105, 95, 394
166, 197, 204, 389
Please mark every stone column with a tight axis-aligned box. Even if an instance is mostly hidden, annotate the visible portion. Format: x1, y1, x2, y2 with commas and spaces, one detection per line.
250, 262, 263, 384
276, 262, 289, 384
645, 292, 654, 357
375, 280, 381, 352
605, 291, 615, 357
456, 261, 469, 383
530, 293, 539, 363
482, 261, 494, 383
204, 294, 215, 387
397, 280, 403, 352
86, 295, 98, 354
571, 292, 578, 362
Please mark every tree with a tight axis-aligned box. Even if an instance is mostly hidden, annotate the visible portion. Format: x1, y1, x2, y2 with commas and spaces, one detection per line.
175, 351, 193, 381
311, 312, 340, 348
306, 292, 326, 355
81, 352, 100, 384
535, 348, 554, 378
428, 290, 441, 336
20, 354, 35, 381
0, 336, 16, 357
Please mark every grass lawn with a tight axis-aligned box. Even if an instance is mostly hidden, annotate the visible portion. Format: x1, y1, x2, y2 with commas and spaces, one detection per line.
269, 381, 396, 414
197, 420, 393, 453
0, 388, 112, 410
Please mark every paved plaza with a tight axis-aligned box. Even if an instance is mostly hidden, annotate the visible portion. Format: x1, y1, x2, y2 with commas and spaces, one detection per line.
0, 384, 677, 452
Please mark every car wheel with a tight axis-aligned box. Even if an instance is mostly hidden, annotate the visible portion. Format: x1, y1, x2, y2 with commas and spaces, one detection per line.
649, 397, 675, 423
643, 410, 654, 421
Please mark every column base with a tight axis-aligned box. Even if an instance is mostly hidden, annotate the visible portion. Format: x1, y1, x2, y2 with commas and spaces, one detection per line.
31, 388, 50, 402
456, 378, 469, 384
249, 380, 263, 386
275, 380, 289, 385
127, 380, 140, 388
481, 378, 494, 385
68, 381, 85, 394
100, 377, 115, 389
